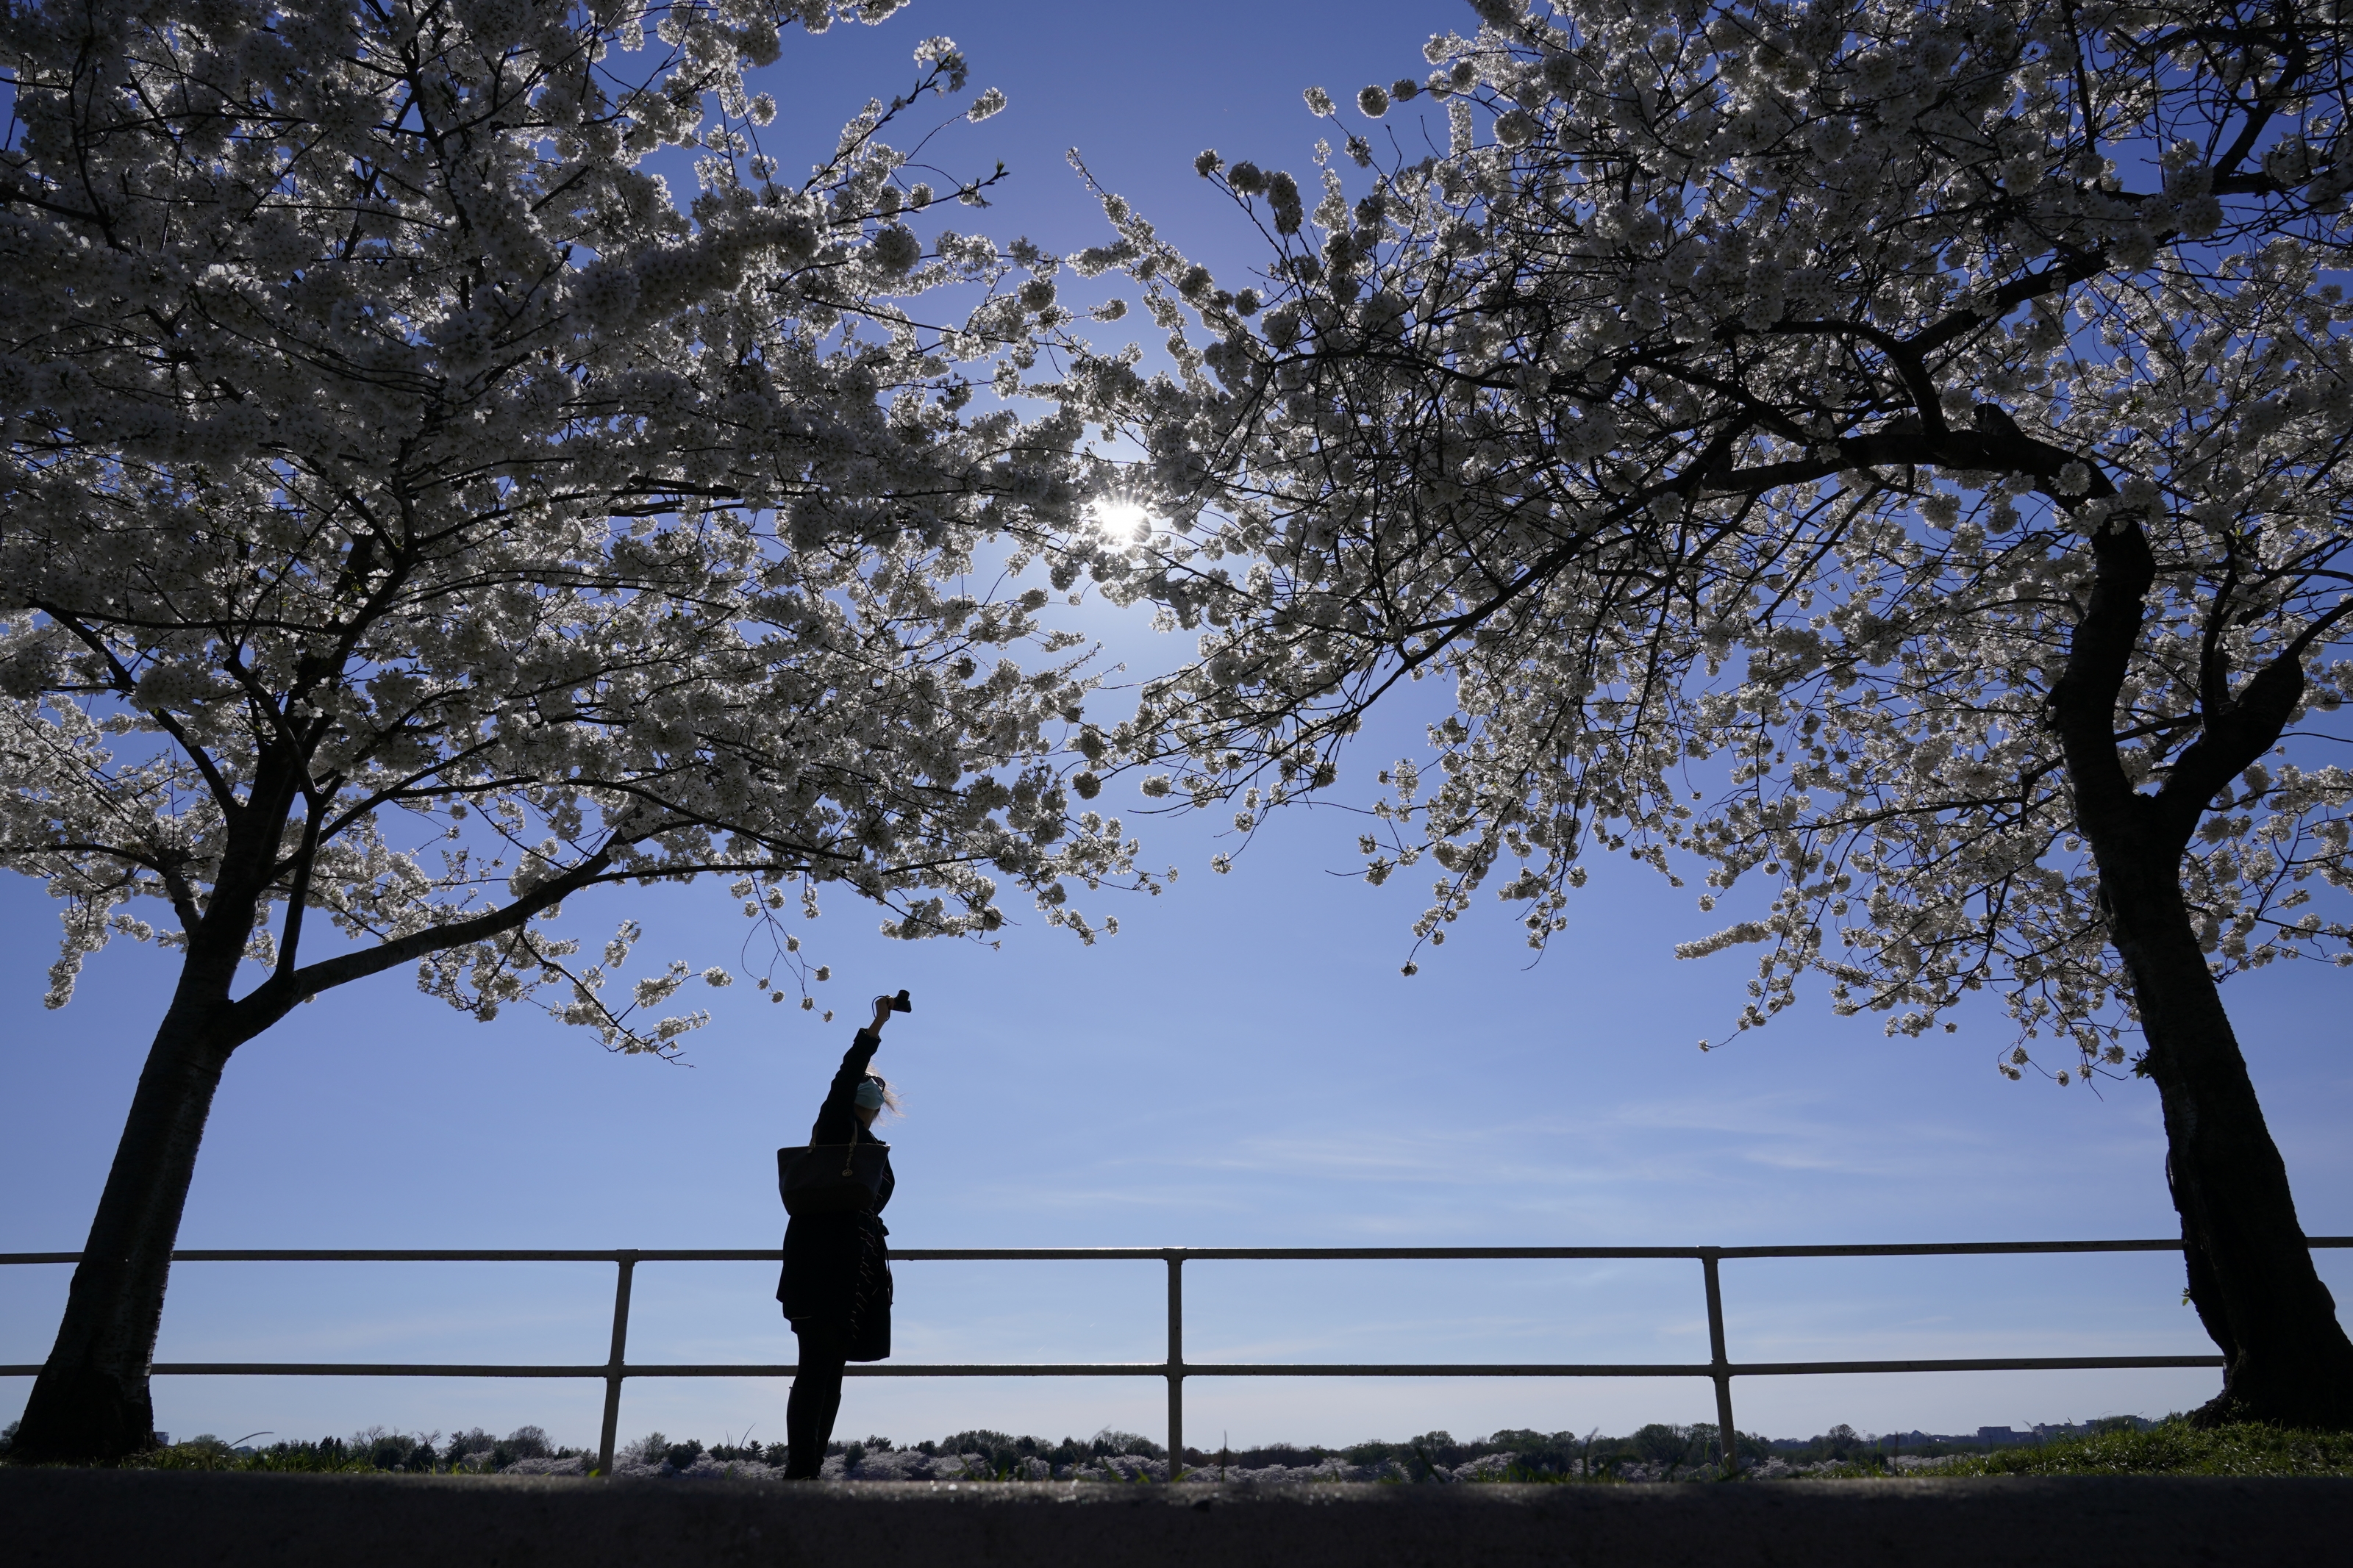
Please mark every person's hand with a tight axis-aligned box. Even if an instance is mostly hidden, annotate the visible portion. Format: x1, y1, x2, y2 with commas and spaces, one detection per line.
869, 994, 895, 1034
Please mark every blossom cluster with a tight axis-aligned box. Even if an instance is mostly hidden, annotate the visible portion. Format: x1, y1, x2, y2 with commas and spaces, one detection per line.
0, 0, 1135, 1052
1055, 0, 2353, 1086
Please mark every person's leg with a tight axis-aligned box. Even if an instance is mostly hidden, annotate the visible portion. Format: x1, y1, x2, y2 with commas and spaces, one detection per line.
784, 1322, 847, 1478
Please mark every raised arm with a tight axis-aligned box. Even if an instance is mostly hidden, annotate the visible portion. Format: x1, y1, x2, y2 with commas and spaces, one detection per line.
807, 994, 899, 1145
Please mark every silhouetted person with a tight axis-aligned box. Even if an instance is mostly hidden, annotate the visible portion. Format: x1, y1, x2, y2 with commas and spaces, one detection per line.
775, 992, 903, 1478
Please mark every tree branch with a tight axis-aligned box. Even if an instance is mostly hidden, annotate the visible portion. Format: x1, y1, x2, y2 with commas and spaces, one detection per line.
2156, 597, 2353, 838
2050, 520, 2160, 836
230, 840, 624, 1034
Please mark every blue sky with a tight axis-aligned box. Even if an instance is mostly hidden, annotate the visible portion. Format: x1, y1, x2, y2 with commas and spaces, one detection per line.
4, 0, 2349, 1456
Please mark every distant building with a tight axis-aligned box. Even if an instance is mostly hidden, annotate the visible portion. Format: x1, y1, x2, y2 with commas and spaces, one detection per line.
1978, 1426, 2021, 1447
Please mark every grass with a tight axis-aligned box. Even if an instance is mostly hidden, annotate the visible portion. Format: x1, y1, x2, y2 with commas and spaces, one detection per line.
1921, 1420, 2353, 1479
1462, 1421, 2353, 1482
92, 1430, 576, 1475
117, 1439, 379, 1475
18, 1420, 2353, 1481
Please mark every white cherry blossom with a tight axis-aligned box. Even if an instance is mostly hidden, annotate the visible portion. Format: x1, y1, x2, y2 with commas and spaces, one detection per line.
1, 0, 1128, 1463
1064, 0, 2353, 1428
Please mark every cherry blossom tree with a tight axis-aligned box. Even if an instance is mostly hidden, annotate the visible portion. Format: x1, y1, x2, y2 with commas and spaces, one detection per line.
0, 0, 1134, 1461
1071, 0, 2353, 1425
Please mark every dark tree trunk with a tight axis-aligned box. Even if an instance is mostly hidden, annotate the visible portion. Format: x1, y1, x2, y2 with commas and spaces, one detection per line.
2055, 520, 2353, 1430
4, 807, 615, 1464
8, 801, 293, 1465
2102, 844, 2353, 1425
8, 1003, 242, 1462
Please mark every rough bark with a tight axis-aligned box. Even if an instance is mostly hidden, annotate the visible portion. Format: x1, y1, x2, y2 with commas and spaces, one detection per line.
2106, 853, 2353, 1425
5, 837, 282, 1461
2052, 520, 2353, 1429
7, 1008, 241, 1461
7, 805, 621, 1463
7, 733, 326, 1461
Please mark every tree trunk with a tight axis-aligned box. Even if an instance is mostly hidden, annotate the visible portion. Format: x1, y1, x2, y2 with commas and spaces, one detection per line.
2049, 519, 2353, 1429
2099, 847, 2353, 1428
7, 1002, 240, 1462
1, 796, 616, 1464
5, 772, 305, 1469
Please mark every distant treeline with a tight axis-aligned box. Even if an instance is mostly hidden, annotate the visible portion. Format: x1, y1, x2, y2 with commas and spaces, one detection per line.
1174, 1424, 1765, 1480
0, 1420, 577, 1474
0, 1417, 2160, 1477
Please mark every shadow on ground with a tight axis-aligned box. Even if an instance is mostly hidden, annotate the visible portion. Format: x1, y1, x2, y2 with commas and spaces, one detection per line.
7, 1468, 2349, 1566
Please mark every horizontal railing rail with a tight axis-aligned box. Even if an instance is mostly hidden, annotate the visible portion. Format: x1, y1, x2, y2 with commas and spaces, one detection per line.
5, 1238, 2344, 1475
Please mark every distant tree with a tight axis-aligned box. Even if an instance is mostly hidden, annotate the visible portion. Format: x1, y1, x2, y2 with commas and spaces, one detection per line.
0, 0, 1126, 1462
1818, 1424, 1865, 1462
1073, 0, 2353, 1425
504, 1425, 554, 1458
1627, 1422, 1699, 1472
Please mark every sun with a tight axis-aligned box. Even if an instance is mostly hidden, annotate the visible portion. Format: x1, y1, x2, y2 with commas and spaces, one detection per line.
1089, 499, 1150, 541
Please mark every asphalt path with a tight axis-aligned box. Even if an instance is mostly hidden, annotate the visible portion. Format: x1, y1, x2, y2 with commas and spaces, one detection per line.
4, 1468, 2342, 1566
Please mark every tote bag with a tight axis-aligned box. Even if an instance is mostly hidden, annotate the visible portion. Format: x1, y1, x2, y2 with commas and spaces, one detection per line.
777, 1140, 891, 1216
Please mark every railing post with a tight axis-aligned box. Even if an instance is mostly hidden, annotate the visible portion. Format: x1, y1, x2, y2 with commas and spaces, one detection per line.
1165, 1252, 1184, 1481
596, 1250, 639, 1476
1700, 1249, 1735, 1471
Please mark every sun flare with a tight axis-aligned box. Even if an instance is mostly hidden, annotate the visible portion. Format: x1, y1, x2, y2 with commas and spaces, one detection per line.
1089, 499, 1150, 540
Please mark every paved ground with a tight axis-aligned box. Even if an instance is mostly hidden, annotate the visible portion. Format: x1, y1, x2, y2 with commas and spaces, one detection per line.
6, 1468, 2345, 1566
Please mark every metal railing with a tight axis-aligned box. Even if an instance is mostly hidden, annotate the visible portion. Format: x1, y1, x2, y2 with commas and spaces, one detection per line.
6, 1236, 2345, 1475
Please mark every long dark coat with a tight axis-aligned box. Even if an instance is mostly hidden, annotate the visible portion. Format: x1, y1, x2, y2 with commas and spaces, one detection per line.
775, 1027, 894, 1361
